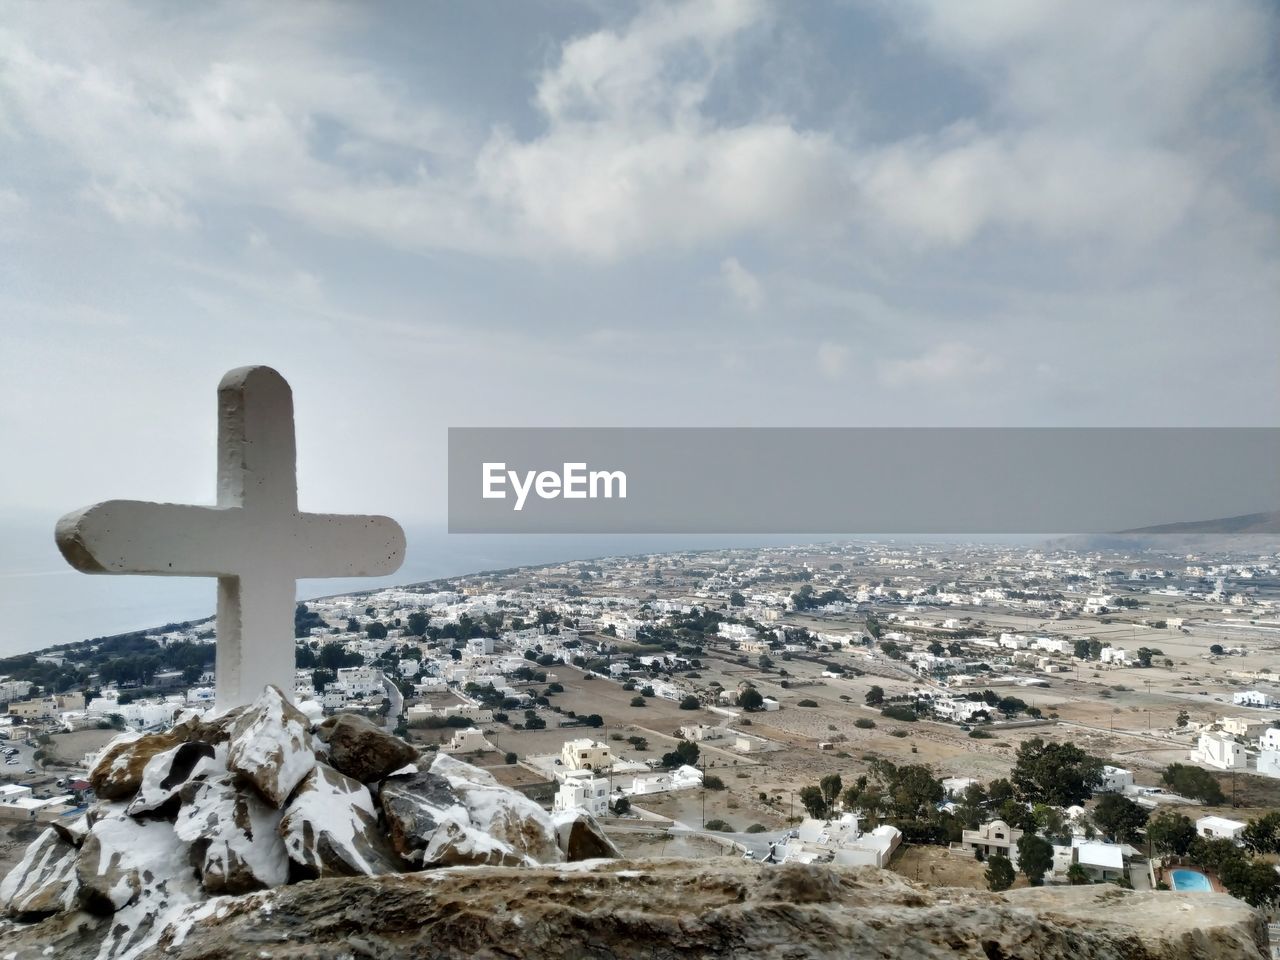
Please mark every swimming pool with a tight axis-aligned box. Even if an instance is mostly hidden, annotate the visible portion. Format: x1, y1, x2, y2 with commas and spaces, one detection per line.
1171, 869, 1212, 892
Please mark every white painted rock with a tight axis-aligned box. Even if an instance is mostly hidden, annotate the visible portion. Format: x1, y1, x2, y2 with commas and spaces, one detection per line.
429, 754, 561, 864
552, 809, 622, 862
76, 811, 191, 913
126, 741, 220, 816
175, 774, 288, 894
420, 812, 527, 869
90, 730, 184, 801
0, 827, 78, 919
279, 763, 395, 877
226, 685, 317, 807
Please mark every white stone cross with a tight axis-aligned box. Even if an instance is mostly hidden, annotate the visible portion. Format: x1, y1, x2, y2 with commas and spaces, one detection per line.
55, 366, 405, 710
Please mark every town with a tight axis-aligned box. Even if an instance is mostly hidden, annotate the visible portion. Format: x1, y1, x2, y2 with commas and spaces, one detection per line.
2, 538, 1279, 910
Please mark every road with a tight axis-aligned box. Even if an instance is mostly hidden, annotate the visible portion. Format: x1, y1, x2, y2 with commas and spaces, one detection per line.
380, 671, 404, 732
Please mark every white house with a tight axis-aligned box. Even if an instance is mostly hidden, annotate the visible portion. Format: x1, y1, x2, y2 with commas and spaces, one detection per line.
335, 666, 382, 697
442, 727, 489, 755
1232, 690, 1274, 708
1098, 766, 1135, 793
1258, 728, 1280, 752
552, 769, 610, 817
1220, 716, 1271, 739
781, 814, 902, 869
1099, 646, 1128, 665
933, 699, 987, 723
1257, 751, 1280, 779
941, 776, 979, 799
1190, 732, 1248, 771
1196, 815, 1246, 841
1068, 840, 1127, 883
959, 820, 1023, 865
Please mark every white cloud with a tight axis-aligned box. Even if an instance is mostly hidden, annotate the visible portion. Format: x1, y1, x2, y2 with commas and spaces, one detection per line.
719, 256, 763, 311
817, 342, 849, 380
0, 0, 1273, 264
878, 342, 1000, 387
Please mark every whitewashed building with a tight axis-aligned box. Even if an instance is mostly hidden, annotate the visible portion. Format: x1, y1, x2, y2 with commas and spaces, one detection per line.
553, 769, 610, 817
1190, 732, 1248, 771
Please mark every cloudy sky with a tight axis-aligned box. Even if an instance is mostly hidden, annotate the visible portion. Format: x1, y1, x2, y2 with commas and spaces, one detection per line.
2, 0, 1277, 530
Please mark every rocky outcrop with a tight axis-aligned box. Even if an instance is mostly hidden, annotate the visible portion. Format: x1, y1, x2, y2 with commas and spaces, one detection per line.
278, 763, 395, 878
553, 809, 622, 861
431, 753, 561, 864
76, 811, 190, 913
1, 859, 1264, 960
225, 686, 317, 807
174, 775, 287, 894
7, 687, 1265, 960
378, 768, 462, 861
0, 827, 78, 919
89, 731, 182, 801
316, 712, 418, 783
126, 741, 218, 816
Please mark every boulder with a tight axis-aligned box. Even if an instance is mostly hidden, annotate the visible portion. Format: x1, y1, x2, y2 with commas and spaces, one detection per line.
419, 815, 527, 868
279, 763, 395, 878
89, 731, 182, 801
50, 813, 89, 849
430, 754, 561, 864
378, 768, 465, 861
315, 713, 418, 784
175, 775, 288, 894
552, 810, 621, 861
127, 741, 219, 817
0, 827, 78, 919
225, 685, 317, 807
171, 704, 248, 746
76, 812, 189, 914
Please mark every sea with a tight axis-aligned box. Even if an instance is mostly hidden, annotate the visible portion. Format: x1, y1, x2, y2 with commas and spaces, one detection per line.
0, 517, 817, 658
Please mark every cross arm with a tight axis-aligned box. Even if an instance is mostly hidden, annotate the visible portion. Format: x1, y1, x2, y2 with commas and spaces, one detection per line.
293, 513, 406, 578
55, 500, 242, 576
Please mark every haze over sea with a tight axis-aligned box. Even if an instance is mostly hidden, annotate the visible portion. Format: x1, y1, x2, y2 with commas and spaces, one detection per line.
0, 517, 814, 658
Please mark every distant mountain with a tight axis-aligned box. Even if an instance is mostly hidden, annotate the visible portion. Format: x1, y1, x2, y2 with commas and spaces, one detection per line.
1117, 510, 1280, 535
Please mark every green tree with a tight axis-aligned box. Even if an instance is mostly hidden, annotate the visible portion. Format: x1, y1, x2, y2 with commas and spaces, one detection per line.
1093, 794, 1149, 843
1066, 864, 1091, 885
865, 685, 885, 706
1012, 738, 1103, 806
1175, 710, 1190, 728
799, 785, 827, 819
1161, 763, 1225, 804
739, 687, 765, 711
820, 774, 843, 812
679, 695, 700, 710
985, 854, 1015, 892
1220, 857, 1280, 908
406, 612, 429, 637
1145, 810, 1196, 857
729, 591, 746, 607
661, 739, 699, 769
1242, 812, 1280, 855
1016, 833, 1054, 886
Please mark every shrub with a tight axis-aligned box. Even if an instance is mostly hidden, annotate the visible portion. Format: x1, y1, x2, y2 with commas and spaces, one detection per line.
880, 704, 918, 722
745, 823, 768, 834
703, 775, 726, 790
504, 752, 517, 764
969, 728, 994, 739
889, 730, 909, 738
854, 718, 876, 729
630, 696, 646, 707
797, 699, 818, 708
704, 819, 732, 832
679, 695, 700, 710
